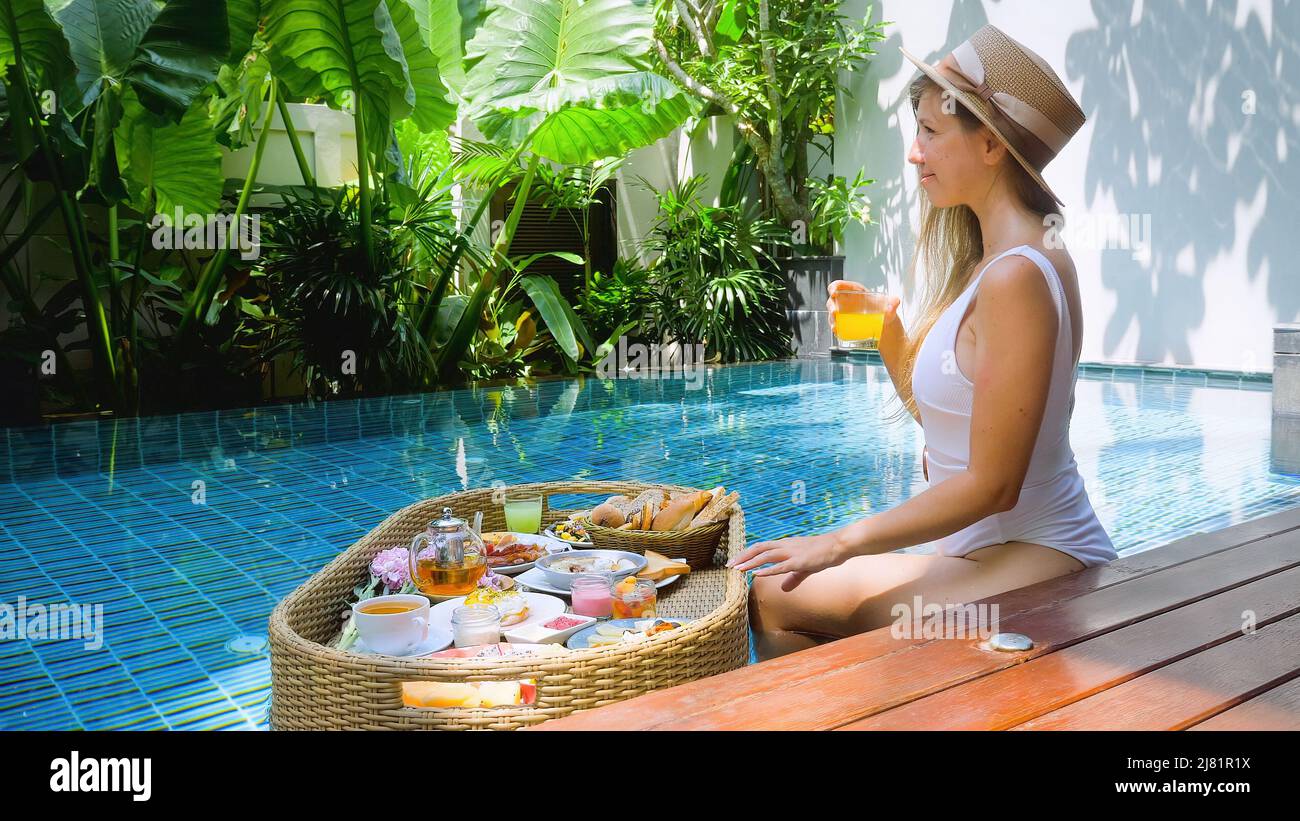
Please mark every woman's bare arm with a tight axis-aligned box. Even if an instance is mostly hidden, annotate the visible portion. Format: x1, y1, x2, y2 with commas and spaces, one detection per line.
878, 313, 923, 427
831, 256, 1057, 557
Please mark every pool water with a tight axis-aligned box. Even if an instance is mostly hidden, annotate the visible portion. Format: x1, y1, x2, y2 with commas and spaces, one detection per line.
0, 359, 1294, 730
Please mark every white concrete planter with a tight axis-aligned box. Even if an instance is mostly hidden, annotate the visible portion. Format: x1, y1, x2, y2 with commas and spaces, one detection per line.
221, 102, 358, 190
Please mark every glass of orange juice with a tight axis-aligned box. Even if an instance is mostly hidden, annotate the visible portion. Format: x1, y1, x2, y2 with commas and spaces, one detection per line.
831, 287, 887, 350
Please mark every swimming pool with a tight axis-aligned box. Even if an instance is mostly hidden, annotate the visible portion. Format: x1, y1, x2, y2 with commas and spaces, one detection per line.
1, 358, 1294, 729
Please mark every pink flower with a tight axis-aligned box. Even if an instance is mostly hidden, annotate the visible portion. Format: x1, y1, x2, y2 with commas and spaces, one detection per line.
370, 547, 411, 590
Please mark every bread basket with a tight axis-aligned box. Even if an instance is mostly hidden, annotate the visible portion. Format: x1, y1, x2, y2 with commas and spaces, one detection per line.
562, 484, 736, 570
576, 517, 727, 569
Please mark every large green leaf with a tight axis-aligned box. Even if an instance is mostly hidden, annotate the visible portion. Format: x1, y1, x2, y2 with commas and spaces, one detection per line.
87, 84, 126, 201
391, 0, 455, 130
432, 292, 469, 347
423, 0, 486, 102
115, 90, 223, 221
124, 0, 230, 120
519, 273, 579, 361
461, 0, 696, 164
226, 0, 261, 63
264, 0, 442, 158
209, 48, 271, 149
0, 0, 75, 99
53, 0, 157, 110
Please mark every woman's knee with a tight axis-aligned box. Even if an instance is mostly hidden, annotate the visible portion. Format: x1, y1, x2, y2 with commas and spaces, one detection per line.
748, 572, 790, 630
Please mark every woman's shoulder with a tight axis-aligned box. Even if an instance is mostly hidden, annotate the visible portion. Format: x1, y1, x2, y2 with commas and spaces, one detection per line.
975, 242, 1075, 299
976, 242, 1072, 312
1015, 241, 1076, 284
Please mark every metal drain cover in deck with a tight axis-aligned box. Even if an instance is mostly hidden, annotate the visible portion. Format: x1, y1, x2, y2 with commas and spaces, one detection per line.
985, 632, 1034, 652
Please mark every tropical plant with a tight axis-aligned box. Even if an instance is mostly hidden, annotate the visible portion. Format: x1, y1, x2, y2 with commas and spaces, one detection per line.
1, 0, 247, 411
258, 188, 432, 398
652, 0, 886, 229
259, 0, 456, 272
640, 174, 791, 363
0, 0, 698, 418
456, 260, 593, 381
535, 155, 625, 291
256, 134, 474, 398
804, 166, 875, 255
435, 0, 699, 382
577, 257, 656, 346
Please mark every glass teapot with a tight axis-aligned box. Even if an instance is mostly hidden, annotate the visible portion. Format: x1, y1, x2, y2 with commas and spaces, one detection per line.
409, 506, 488, 596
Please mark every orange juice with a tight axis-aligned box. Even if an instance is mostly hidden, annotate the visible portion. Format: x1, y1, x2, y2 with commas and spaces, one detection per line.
834, 311, 884, 344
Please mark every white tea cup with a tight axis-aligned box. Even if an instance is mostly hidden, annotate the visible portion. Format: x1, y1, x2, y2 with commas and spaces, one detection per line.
352, 594, 429, 655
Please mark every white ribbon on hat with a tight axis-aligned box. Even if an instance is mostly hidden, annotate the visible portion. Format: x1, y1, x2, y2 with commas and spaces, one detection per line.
949, 41, 1071, 160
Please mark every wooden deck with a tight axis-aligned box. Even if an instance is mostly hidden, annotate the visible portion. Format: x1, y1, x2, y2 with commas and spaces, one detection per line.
530, 506, 1300, 731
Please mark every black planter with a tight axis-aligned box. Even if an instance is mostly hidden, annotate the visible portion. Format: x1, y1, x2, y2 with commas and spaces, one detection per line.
779, 255, 843, 356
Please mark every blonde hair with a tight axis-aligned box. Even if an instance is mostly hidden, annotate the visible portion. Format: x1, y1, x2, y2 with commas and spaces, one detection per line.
890, 73, 1062, 424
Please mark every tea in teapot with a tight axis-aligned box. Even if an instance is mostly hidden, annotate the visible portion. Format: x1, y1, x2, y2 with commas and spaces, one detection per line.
409, 506, 488, 596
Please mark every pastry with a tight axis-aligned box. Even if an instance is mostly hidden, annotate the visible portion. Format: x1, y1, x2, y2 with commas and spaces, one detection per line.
464, 586, 530, 626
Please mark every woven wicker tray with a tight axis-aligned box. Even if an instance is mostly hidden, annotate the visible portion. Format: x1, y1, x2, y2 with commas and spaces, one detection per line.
268, 481, 750, 730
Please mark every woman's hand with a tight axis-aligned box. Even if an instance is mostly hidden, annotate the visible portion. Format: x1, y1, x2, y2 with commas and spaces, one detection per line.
725, 532, 849, 592
826, 281, 901, 334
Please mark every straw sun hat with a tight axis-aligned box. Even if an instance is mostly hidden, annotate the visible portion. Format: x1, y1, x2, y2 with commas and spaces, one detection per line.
901, 24, 1086, 207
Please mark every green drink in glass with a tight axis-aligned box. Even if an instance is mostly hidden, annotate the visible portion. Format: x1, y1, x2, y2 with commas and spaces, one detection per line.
503, 491, 542, 534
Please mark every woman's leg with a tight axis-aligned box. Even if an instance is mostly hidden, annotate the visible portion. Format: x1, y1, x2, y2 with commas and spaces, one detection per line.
748, 541, 1084, 662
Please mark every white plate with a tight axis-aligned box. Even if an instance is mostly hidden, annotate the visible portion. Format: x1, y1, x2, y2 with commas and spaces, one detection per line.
513, 564, 686, 597
482, 532, 573, 575
542, 524, 594, 549
353, 627, 453, 657
430, 591, 568, 633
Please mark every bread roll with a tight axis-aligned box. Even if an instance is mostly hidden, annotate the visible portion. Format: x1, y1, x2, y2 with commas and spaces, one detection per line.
590, 502, 625, 528
651, 491, 711, 531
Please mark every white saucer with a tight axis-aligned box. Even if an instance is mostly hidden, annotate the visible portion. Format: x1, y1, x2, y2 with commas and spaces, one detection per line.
429, 591, 568, 633
514, 565, 685, 597
354, 627, 453, 657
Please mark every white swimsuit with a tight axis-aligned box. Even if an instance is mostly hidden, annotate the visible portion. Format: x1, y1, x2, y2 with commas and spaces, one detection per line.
911, 244, 1116, 568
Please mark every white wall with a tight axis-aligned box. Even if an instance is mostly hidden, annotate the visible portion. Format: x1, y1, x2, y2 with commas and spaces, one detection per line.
833, 0, 1299, 374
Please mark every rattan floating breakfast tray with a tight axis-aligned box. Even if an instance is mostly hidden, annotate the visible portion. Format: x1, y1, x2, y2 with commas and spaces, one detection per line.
268, 481, 750, 730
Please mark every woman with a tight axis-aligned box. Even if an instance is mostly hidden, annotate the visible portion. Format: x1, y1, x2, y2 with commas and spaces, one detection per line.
731, 25, 1117, 661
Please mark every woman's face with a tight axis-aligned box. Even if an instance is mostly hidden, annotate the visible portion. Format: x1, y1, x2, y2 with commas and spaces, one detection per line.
907, 86, 1003, 209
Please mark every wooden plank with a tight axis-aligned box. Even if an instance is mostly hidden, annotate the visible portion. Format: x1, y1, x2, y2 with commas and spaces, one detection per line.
1007, 613, 1300, 730
539, 523, 1300, 730
843, 574, 1300, 730
1187, 676, 1300, 731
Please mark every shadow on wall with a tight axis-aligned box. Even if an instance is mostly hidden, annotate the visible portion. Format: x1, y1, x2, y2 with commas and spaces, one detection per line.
848, 0, 1298, 371
1068, 0, 1300, 369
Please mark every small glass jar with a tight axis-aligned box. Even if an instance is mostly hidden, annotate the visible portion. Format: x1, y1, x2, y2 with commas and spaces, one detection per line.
570, 573, 613, 618
610, 577, 657, 619
451, 604, 500, 648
